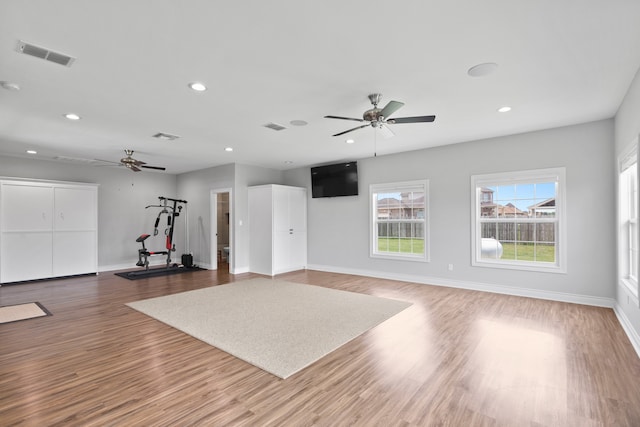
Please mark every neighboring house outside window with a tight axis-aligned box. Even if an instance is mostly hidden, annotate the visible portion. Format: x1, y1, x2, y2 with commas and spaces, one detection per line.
471, 168, 566, 273
370, 180, 429, 262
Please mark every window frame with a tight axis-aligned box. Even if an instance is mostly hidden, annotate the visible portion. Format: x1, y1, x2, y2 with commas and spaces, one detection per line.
471, 167, 566, 273
618, 140, 638, 298
370, 180, 430, 262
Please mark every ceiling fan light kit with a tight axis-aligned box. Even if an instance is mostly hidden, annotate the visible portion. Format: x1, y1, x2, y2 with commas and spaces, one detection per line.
117, 149, 166, 172
324, 93, 436, 137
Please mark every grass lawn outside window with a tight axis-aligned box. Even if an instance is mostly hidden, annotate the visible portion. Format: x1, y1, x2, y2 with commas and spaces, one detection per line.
377, 237, 425, 254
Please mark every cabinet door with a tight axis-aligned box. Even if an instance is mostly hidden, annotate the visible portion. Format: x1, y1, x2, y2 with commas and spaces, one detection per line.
288, 187, 307, 232
54, 187, 97, 231
1, 232, 53, 282
289, 230, 307, 271
272, 186, 290, 233
53, 231, 97, 276
272, 231, 290, 274
1, 183, 53, 231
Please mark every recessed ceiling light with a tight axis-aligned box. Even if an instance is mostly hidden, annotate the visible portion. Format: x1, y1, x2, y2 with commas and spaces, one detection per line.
64, 113, 81, 120
26, 150, 37, 154
467, 62, 498, 77
345, 139, 355, 144
498, 106, 512, 113
1, 81, 20, 91
289, 120, 308, 126
188, 82, 207, 92
284, 160, 293, 164
225, 147, 233, 152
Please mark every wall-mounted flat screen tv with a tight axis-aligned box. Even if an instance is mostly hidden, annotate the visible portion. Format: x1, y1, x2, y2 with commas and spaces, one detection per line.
311, 161, 358, 198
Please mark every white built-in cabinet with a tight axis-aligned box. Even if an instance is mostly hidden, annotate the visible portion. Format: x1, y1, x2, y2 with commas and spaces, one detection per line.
249, 184, 307, 276
0, 179, 98, 283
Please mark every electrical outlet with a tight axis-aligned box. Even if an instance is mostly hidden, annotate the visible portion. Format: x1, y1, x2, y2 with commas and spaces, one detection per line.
448, 264, 454, 271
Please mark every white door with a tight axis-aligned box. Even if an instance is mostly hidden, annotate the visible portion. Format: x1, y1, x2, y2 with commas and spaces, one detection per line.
54, 187, 97, 231
53, 231, 97, 276
1, 232, 53, 282
1, 183, 53, 231
1, 183, 54, 283
272, 186, 290, 234
288, 187, 307, 232
288, 230, 307, 271
52, 186, 97, 276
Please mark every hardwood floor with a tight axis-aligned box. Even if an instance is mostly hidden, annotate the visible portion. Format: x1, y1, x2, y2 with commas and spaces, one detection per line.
1, 269, 639, 426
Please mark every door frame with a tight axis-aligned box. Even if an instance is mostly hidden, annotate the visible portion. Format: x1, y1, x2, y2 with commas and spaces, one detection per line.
210, 188, 233, 272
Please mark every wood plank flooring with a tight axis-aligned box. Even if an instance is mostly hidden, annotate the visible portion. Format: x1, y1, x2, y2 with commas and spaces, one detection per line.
1, 268, 639, 426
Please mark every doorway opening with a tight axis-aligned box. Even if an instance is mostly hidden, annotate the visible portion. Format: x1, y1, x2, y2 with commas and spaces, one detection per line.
210, 189, 232, 272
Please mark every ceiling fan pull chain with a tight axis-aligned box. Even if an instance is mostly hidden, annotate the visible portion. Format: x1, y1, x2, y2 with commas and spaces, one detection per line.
374, 127, 377, 157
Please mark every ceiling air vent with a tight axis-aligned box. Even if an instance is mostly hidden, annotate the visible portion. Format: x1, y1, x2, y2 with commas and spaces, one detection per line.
263, 122, 287, 131
152, 132, 180, 141
16, 40, 76, 67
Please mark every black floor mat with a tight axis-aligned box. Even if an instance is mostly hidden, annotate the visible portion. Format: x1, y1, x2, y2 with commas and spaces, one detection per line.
115, 266, 205, 280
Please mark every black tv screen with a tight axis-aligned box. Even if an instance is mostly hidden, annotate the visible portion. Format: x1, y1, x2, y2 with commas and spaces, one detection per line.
311, 162, 358, 198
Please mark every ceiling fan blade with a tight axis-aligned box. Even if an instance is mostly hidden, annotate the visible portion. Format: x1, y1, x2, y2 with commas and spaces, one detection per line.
379, 101, 405, 119
141, 165, 166, 171
324, 115, 366, 122
387, 115, 436, 124
378, 124, 395, 139
332, 124, 370, 137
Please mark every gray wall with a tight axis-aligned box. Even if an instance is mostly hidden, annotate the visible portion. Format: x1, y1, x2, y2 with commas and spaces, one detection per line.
0, 118, 618, 306
0, 156, 178, 270
290, 119, 616, 304
176, 163, 283, 273
615, 67, 640, 350
176, 163, 235, 269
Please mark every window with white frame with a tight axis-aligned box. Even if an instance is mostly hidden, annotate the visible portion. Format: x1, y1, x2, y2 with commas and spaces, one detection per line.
370, 180, 429, 262
619, 143, 638, 296
471, 168, 566, 272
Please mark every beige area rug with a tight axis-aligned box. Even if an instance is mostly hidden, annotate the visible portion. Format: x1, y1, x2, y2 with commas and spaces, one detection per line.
0, 302, 51, 324
126, 278, 411, 378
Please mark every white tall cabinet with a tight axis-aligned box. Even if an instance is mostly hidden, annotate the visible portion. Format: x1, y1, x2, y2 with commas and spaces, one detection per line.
0, 179, 98, 284
249, 184, 307, 276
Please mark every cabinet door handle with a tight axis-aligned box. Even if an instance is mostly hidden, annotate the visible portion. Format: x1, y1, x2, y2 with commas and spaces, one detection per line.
60, 212, 64, 220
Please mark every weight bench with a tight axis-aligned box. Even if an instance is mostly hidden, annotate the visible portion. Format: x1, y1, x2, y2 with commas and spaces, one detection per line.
136, 233, 171, 270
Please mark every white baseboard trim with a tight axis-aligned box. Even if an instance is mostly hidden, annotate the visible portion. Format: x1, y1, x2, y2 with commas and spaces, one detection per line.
614, 304, 640, 358
307, 264, 615, 308
182, 261, 249, 274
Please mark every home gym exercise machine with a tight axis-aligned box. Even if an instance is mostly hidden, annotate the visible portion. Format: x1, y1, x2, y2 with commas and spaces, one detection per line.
128, 196, 192, 278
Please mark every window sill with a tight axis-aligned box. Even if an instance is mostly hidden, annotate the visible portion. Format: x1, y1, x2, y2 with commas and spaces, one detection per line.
472, 259, 566, 274
371, 253, 429, 263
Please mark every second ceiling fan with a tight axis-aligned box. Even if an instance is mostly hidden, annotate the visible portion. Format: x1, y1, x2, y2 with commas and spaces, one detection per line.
325, 93, 435, 137
117, 149, 166, 172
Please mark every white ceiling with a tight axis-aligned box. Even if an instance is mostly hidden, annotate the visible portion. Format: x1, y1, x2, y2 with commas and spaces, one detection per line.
1, 1, 639, 174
